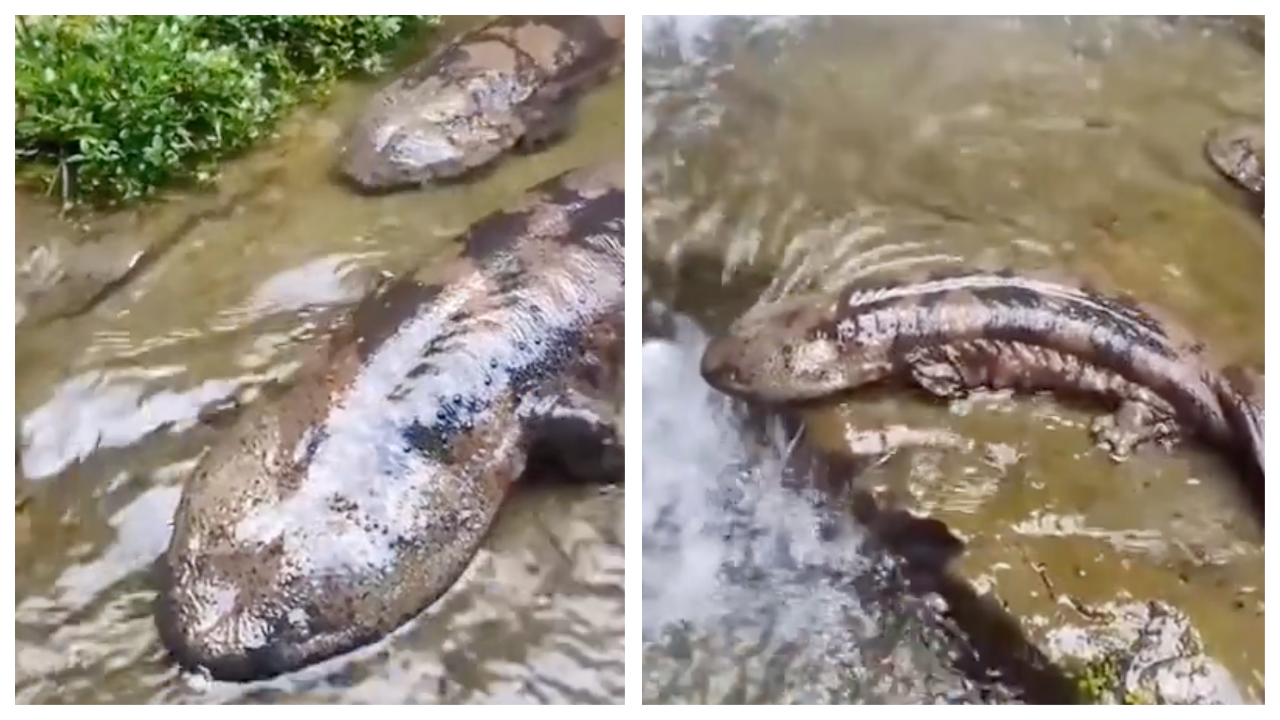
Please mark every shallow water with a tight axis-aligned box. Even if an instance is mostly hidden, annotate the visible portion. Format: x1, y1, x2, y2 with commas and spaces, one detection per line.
642, 314, 1010, 704
15, 17, 624, 704
642, 15, 1263, 703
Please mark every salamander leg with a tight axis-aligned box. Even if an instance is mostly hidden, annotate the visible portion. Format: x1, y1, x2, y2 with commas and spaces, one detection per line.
1090, 401, 1179, 461
524, 390, 624, 485
908, 354, 969, 398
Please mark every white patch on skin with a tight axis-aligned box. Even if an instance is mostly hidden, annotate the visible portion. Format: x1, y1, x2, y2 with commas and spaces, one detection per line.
841, 273, 1167, 345
230, 269, 511, 580
417, 85, 472, 124
835, 317, 856, 341
239, 614, 269, 650
191, 582, 239, 635
791, 338, 840, 375
286, 607, 309, 628
371, 123, 400, 154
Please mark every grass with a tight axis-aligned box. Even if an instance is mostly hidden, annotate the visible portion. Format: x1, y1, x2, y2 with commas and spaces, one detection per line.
15, 15, 438, 207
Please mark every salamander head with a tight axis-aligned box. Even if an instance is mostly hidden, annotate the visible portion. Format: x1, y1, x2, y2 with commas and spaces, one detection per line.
339, 82, 491, 192
154, 407, 490, 683
700, 294, 871, 403
340, 120, 466, 192
154, 550, 375, 684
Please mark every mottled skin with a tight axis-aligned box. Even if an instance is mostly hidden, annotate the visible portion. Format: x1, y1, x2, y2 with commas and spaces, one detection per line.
156, 161, 625, 682
339, 16, 624, 192
1205, 124, 1264, 215
701, 268, 1264, 482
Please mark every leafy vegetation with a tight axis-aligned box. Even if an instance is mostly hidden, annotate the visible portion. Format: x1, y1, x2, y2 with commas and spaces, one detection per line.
15, 15, 437, 206
1066, 653, 1156, 705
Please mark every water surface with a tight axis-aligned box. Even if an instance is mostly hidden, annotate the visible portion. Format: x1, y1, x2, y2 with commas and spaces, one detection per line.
15, 16, 625, 704
642, 14, 1263, 703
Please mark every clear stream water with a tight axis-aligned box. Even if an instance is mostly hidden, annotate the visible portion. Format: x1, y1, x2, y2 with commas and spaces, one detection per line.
11, 13, 1265, 706
15, 17, 624, 704
641, 15, 1262, 703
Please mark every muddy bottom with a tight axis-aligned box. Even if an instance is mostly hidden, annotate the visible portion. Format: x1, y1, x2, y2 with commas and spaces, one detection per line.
642, 15, 1262, 703
15, 16, 625, 704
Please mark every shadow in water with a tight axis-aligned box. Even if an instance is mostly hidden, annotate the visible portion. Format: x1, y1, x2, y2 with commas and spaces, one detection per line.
787, 438, 1084, 704
643, 301, 1084, 704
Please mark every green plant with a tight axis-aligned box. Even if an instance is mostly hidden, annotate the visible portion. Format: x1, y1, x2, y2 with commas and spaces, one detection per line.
15, 14, 434, 207
1067, 654, 1156, 705
192, 15, 424, 90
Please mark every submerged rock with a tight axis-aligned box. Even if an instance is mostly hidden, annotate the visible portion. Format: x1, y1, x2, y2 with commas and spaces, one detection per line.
1051, 600, 1247, 705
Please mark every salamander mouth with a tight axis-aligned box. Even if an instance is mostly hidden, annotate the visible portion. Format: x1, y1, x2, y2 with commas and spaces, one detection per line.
699, 338, 749, 394
155, 586, 363, 683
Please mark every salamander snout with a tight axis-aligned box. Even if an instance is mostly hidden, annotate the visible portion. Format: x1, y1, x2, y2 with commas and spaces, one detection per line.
700, 297, 864, 404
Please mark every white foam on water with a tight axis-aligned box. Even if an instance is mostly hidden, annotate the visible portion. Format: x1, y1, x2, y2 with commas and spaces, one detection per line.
640, 313, 978, 703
